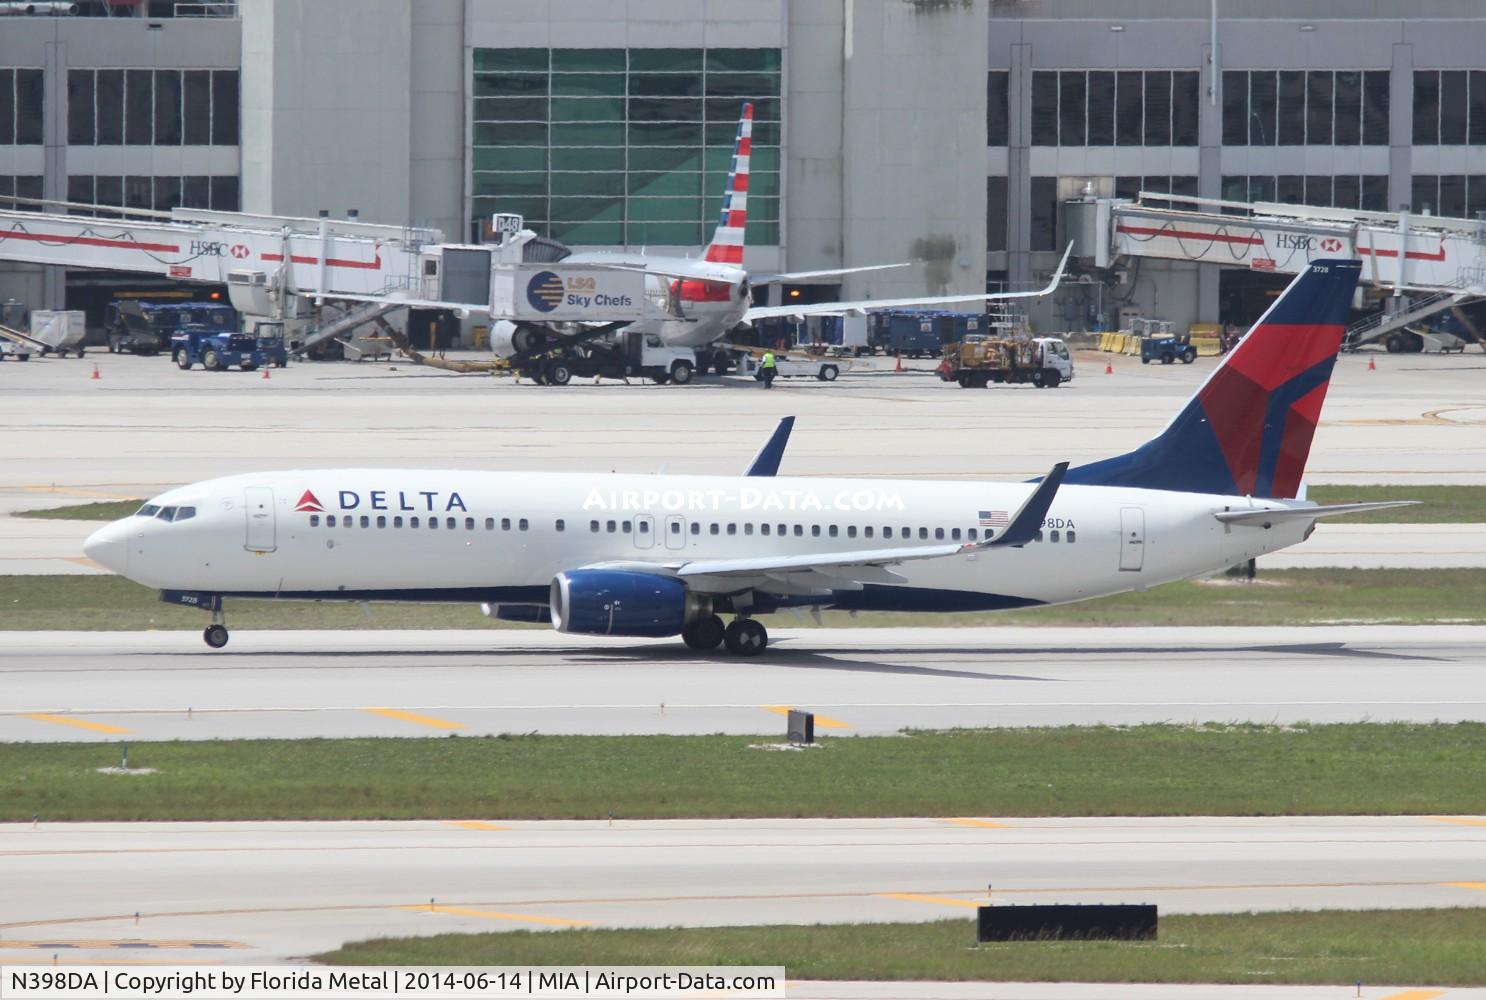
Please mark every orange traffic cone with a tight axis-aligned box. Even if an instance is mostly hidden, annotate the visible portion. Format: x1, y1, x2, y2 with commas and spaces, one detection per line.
1368, 355, 1376, 371
894, 353, 904, 373
90, 364, 100, 380
261, 367, 271, 380
1104, 360, 1114, 375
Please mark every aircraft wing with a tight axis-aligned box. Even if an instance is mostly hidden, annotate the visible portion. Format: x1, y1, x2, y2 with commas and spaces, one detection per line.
1214, 500, 1419, 526
741, 244, 1072, 322
666, 463, 1066, 589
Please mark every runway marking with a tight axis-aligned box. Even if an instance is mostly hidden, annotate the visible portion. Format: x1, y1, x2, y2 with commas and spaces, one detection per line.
1378, 991, 1448, 1000
939, 818, 1012, 829
446, 821, 510, 832
6, 876, 1472, 933
760, 705, 850, 729
20, 713, 131, 734
360, 707, 463, 731
1444, 882, 1486, 892
875, 893, 980, 909
0, 940, 249, 950
400, 905, 590, 927
1428, 816, 1486, 827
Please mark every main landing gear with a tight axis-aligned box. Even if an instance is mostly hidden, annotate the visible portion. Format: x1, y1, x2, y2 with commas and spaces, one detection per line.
681, 615, 768, 656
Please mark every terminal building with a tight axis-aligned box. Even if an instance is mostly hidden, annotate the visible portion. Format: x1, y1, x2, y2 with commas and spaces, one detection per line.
1, 0, 1482, 337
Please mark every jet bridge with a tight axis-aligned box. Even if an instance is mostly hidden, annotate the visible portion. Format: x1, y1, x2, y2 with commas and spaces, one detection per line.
1070, 193, 1486, 348
0, 201, 654, 348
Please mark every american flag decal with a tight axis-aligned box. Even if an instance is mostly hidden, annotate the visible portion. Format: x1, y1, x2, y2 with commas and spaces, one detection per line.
978, 509, 1009, 527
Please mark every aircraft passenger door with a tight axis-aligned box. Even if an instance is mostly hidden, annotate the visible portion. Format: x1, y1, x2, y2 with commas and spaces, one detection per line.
663, 514, 686, 550
1119, 506, 1145, 572
633, 514, 655, 550
244, 486, 277, 553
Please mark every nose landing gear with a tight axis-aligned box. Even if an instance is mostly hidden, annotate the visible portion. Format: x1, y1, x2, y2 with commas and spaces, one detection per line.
202, 608, 229, 649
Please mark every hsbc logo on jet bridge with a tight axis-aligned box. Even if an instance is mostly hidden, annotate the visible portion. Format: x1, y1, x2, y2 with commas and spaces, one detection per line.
296, 489, 468, 514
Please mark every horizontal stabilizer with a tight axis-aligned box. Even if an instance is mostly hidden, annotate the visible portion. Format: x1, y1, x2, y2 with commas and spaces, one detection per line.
1214, 500, 1419, 526
753, 263, 910, 284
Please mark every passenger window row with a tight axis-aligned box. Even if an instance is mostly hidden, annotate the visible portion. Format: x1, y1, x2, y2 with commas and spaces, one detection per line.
300, 513, 1077, 544
307, 514, 560, 532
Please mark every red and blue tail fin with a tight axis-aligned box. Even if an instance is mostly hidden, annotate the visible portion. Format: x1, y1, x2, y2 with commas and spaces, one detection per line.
701, 103, 752, 265
1065, 259, 1360, 499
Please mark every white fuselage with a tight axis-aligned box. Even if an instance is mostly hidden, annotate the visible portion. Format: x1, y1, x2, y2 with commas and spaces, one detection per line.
562, 251, 750, 349
87, 469, 1311, 613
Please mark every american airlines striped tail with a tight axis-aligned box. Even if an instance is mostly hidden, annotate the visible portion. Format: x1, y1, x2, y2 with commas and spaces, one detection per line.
702, 102, 753, 265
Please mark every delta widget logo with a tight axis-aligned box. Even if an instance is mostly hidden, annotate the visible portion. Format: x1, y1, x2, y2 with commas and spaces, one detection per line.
526, 271, 565, 313
294, 490, 324, 513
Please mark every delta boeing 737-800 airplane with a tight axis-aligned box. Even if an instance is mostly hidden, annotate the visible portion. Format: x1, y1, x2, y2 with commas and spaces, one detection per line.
84, 258, 1412, 655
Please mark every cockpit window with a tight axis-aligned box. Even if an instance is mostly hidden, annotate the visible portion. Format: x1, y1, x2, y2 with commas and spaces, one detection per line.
136, 504, 161, 517
173, 506, 196, 521
157, 506, 178, 520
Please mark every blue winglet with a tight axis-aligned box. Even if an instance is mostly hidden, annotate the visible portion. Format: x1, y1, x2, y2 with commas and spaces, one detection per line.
744, 416, 795, 477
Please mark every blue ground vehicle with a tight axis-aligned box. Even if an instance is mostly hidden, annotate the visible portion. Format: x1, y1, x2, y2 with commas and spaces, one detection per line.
172, 322, 289, 371
107, 301, 237, 356
1136, 319, 1196, 365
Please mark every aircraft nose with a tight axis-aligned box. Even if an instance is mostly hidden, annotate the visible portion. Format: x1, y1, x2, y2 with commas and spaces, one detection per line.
83, 520, 131, 575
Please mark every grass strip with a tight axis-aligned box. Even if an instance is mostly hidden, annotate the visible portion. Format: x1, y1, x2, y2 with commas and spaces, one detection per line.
4, 725, 1484, 822
316, 910, 1486, 985
2, 569, 1485, 630
18, 486, 1485, 524
1307, 484, 1486, 523
13, 500, 141, 521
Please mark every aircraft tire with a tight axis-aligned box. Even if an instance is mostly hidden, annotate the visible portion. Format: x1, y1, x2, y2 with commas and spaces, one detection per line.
723, 618, 768, 656
682, 614, 726, 651
203, 624, 229, 649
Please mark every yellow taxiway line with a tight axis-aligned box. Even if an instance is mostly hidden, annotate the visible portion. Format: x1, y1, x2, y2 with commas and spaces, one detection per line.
400, 905, 590, 927
445, 821, 511, 832
21, 713, 131, 735
360, 707, 464, 731
759, 705, 850, 729
874, 892, 980, 909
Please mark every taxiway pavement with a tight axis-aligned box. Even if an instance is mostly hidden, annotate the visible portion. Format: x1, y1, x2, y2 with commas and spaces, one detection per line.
2, 626, 1483, 741
2, 816, 1483, 965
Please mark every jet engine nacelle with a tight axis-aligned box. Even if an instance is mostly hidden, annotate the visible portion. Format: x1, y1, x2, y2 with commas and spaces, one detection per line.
489, 320, 547, 359
549, 569, 703, 637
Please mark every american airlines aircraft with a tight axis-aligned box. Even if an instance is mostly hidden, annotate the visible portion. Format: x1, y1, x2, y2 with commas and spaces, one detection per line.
84, 259, 1410, 655
491, 103, 1070, 367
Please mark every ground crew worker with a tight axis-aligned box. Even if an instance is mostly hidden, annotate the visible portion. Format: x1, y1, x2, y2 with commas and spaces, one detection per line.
760, 350, 777, 389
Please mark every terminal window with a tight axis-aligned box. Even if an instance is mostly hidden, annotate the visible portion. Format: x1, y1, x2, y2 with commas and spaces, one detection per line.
65, 174, 239, 213
1412, 71, 1486, 146
471, 47, 781, 247
1222, 70, 1388, 146
67, 69, 239, 147
1221, 174, 1389, 212
1409, 175, 1486, 220
0, 175, 42, 211
0, 69, 44, 145
1031, 70, 1198, 147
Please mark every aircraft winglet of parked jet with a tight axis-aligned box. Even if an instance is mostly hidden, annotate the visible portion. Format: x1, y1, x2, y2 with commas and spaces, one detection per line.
84, 258, 1414, 655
